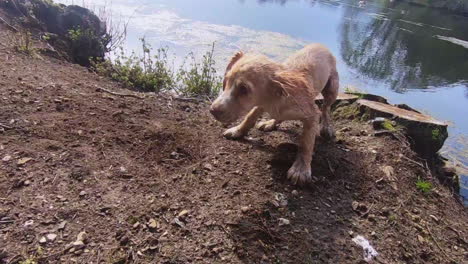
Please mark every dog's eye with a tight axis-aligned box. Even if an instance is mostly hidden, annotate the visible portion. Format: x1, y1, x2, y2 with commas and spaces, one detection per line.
237, 84, 249, 96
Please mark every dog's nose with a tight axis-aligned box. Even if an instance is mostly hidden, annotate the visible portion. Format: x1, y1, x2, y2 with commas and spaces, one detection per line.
210, 106, 223, 119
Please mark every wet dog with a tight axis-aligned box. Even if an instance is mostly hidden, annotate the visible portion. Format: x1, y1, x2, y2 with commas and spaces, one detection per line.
210, 44, 339, 185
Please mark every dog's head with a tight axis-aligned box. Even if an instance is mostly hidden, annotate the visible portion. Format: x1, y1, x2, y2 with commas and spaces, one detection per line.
210, 51, 314, 124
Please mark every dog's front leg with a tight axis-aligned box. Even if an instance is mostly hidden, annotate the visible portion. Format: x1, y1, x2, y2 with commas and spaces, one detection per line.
287, 114, 320, 185
224, 107, 264, 139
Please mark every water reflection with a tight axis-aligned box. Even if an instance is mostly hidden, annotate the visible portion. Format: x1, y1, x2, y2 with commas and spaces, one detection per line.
339, 1, 468, 93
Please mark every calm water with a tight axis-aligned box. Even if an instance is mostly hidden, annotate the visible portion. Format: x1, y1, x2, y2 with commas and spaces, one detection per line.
59, 0, 468, 204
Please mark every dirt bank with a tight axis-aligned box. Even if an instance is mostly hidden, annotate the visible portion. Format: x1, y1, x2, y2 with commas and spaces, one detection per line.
0, 20, 467, 264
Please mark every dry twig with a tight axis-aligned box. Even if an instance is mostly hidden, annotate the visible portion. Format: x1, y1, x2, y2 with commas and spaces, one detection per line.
0, 16, 18, 32
96, 87, 144, 99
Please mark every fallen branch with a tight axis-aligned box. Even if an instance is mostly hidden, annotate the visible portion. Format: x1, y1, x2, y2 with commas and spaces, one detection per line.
0, 16, 18, 32
173, 97, 206, 103
96, 87, 144, 99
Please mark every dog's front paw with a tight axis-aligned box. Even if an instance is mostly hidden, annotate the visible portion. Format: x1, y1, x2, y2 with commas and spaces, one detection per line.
287, 159, 312, 186
257, 119, 277, 132
223, 126, 245, 139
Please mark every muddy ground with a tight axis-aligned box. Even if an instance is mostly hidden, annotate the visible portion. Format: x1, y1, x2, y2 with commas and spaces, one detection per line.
0, 21, 467, 264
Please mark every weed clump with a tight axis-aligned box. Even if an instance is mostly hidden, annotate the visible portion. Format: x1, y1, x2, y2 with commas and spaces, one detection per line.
176, 42, 222, 98
93, 39, 222, 98
93, 38, 174, 93
416, 179, 433, 193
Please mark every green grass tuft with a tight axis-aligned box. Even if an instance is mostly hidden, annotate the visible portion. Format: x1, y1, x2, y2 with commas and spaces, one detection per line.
416, 179, 433, 193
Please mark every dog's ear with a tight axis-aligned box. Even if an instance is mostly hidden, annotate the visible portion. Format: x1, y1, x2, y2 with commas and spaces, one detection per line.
225, 51, 244, 73
223, 51, 244, 91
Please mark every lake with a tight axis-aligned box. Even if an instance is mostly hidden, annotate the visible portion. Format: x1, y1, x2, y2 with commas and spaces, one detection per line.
58, 0, 468, 204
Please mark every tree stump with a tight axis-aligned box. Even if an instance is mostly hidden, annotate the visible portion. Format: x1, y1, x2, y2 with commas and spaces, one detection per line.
356, 99, 448, 156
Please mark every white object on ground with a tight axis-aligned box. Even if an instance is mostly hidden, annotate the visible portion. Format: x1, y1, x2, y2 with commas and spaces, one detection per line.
352, 235, 379, 262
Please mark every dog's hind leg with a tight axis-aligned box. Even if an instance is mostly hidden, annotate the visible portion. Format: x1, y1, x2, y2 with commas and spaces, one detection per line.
223, 107, 264, 139
320, 70, 339, 140
257, 119, 282, 132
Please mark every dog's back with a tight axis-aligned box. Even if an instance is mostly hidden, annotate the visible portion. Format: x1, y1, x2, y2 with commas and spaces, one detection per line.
283, 43, 337, 93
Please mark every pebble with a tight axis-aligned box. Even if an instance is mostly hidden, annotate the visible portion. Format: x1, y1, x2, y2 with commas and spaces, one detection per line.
178, 210, 189, 218
203, 163, 213, 171
39, 237, 47, 244
23, 180, 31, 186
2, 155, 11, 162
76, 231, 86, 243
79, 191, 87, 197
292, 190, 299, 196
278, 218, 290, 226
147, 218, 158, 229
46, 233, 57, 242
24, 220, 34, 227
240, 206, 250, 213
72, 240, 85, 249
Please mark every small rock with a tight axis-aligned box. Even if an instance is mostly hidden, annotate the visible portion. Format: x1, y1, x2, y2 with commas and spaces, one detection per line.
23, 180, 31, 186
278, 218, 290, 226
24, 220, 34, 227
39, 236, 47, 244
76, 231, 86, 243
133, 222, 140, 229
348, 230, 354, 237
147, 218, 158, 229
240, 206, 250, 213
17, 157, 32, 166
292, 190, 299, 196
72, 240, 85, 249
46, 233, 57, 242
57, 221, 67, 231
212, 247, 223, 254
178, 210, 189, 218
330, 210, 336, 214
2, 155, 11, 162
203, 163, 213, 171
79, 191, 87, 197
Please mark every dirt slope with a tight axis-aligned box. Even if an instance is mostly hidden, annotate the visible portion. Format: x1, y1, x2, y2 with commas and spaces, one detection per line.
0, 25, 467, 264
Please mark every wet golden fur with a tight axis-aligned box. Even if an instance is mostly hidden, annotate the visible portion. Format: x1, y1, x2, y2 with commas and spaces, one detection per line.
210, 44, 339, 185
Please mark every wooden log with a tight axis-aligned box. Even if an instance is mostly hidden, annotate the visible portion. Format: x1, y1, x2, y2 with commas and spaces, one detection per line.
356, 99, 448, 156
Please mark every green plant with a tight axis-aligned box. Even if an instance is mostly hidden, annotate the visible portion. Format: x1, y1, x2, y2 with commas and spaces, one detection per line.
416, 179, 433, 193
93, 38, 175, 92
382, 120, 396, 131
19, 258, 37, 264
431, 128, 441, 140
10, 30, 35, 55
93, 39, 222, 98
176, 42, 222, 98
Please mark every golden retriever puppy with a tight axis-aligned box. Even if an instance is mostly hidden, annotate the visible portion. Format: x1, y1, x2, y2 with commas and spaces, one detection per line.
210, 44, 339, 185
